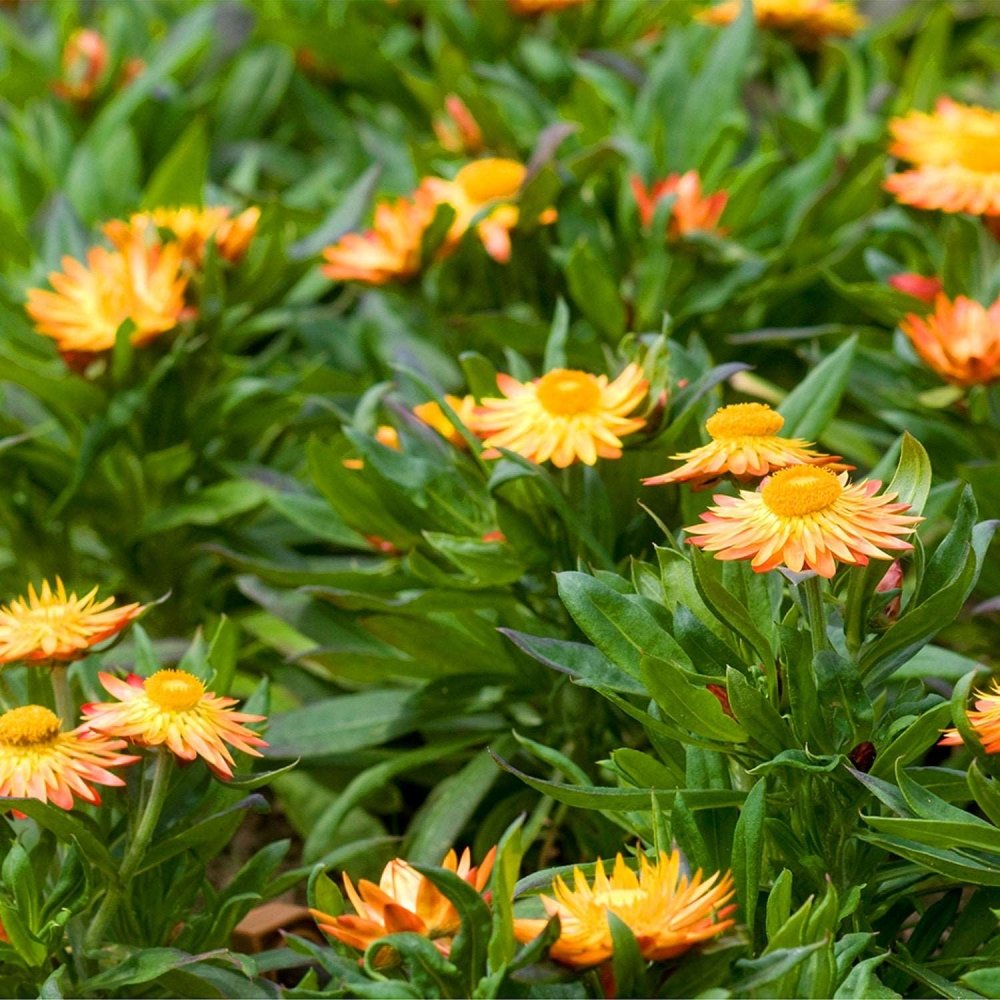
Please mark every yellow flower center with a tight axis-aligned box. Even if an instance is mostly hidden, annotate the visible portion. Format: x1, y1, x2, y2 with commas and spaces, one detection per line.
0, 705, 61, 747
706, 402, 784, 440
594, 887, 645, 909
762, 466, 843, 517
455, 159, 525, 203
955, 128, 1000, 174
145, 669, 205, 711
535, 370, 602, 416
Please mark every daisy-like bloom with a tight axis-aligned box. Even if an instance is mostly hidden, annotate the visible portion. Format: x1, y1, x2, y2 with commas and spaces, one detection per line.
311, 847, 496, 961
475, 365, 648, 469
686, 466, 921, 578
631, 172, 728, 238
885, 99, 1000, 219
900, 294, 1000, 387
888, 273, 943, 304
129, 206, 260, 265
421, 159, 556, 265
25, 227, 188, 359
643, 402, 847, 490
698, 0, 863, 47
434, 95, 484, 155
52, 28, 108, 102
0, 705, 138, 810
508, 0, 588, 14
82, 669, 267, 780
940, 679, 1000, 754
0, 579, 145, 665
322, 189, 436, 285
513, 851, 735, 968
413, 395, 479, 446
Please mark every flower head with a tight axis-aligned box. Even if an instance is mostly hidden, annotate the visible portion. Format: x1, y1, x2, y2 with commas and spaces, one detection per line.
644, 402, 848, 489
513, 851, 735, 968
888, 273, 943, 304
25, 227, 189, 359
434, 95, 484, 155
698, 0, 864, 47
475, 365, 648, 468
941, 679, 1000, 753
311, 847, 495, 961
322, 190, 435, 285
131, 206, 260, 265
82, 670, 267, 779
53, 28, 108, 102
0, 580, 145, 665
631, 172, 728, 238
885, 99, 1000, 218
900, 294, 1000, 387
686, 467, 921, 578
421, 158, 556, 264
413, 395, 479, 446
0, 705, 138, 810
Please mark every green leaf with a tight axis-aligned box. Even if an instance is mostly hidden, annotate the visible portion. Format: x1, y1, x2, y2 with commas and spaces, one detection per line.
487, 817, 524, 974
608, 912, 646, 999
778, 336, 856, 440
733, 780, 766, 938
563, 239, 626, 339
363, 933, 462, 998
142, 119, 209, 208
0, 802, 116, 879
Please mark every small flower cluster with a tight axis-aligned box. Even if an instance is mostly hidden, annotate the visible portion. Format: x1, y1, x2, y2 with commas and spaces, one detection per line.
311, 847, 735, 971
698, 0, 864, 48
0, 579, 266, 813
25, 205, 259, 364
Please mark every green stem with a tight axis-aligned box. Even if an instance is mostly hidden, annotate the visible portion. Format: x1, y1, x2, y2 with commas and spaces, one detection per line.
800, 575, 830, 658
51, 666, 73, 726
843, 566, 867, 657
84, 749, 172, 953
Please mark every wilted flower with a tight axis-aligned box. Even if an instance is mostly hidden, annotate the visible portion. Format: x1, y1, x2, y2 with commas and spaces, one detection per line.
129, 206, 260, 265
513, 851, 735, 968
82, 670, 267, 779
900, 294, 1000, 387
476, 365, 648, 468
322, 189, 436, 285
25, 228, 189, 359
434, 95, 484, 155
53, 28, 108, 102
888, 273, 943, 304
0, 705, 138, 811
686, 467, 921, 578
885, 99, 1000, 220
311, 847, 496, 961
941, 679, 1000, 754
644, 402, 847, 490
413, 395, 479, 446
631, 172, 728, 238
421, 158, 556, 264
698, 0, 864, 47
0, 579, 145, 665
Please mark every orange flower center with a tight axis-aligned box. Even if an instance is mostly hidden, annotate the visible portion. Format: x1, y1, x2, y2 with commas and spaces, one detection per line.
0, 705, 61, 747
145, 669, 205, 711
954, 128, 1000, 174
706, 403, 784, 440
762, 466, 843, 517
535, 370, 602, 415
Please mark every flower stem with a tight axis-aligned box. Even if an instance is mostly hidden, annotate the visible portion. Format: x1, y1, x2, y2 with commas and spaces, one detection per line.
84, 749, 172, 953
51, 666, 73, 726
800, 575, 830, 658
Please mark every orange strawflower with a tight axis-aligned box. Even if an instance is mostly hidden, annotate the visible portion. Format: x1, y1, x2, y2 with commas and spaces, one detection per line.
686, 467, 920, 578
513, 851, 735, 968
631, 172, 728, 238
82, 670, 267, 780
311, 847, 496, 961
0, 705, 138, 811
888, 273, 943, 304
413, 395, 479, 446
0, 579, 145, 665
508, 0, 589, 13
25, 227, 189, 359
421, 158, 556, 264
434, 95, 484, 155
130, 206, 260, 265
322, 189, 436, 285
885, 99, 1000, 219
900, 294, 1000, 387
53, 28, 108, 101
941, 679, 1000, 754
476, 365, 648, 468
643, 402, 847, 489
698, 0, 863, 46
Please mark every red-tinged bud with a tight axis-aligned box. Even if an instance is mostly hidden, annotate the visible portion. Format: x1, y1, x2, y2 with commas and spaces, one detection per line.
888, 273, 942, 305
848, 741, 876, 773
434, 94, 484, 155
875, 560, 903, 619
365, 535, 402, 555
481, 530, 507, 543
119, 57, 145, 89
53, 28, 108, 102
707, 683, 734, 719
